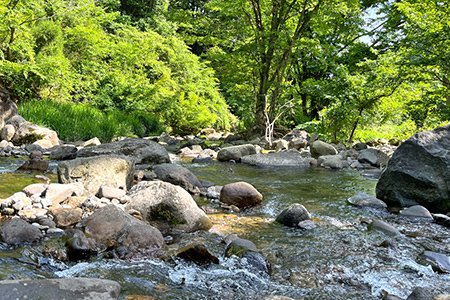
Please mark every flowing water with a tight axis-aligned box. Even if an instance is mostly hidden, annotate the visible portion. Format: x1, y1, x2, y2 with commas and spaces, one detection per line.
1, 159, 450, 299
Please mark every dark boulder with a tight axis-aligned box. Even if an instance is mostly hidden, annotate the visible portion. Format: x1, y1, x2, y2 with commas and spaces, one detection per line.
417, 251, 450, 273
376, 125, 450, 212
176, 242, 219, 265
0, 218, 43, 245
63, 228, 98, 260
276, 203, 312, 227
225, 238, 271, 275
153, 163, 203, 193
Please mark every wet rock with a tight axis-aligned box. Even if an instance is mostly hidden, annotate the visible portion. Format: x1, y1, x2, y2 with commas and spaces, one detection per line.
153, 163, 203, 193
276, 203, 312, 227
382, 294, 403, 300
126, 181, 212, 234
310, 140, 338, 158
376, 124, 450, 212
347, 193, 387, 208
319, 155, 344, 169
63, 228, 97, 260
48, 207, 82, 227
225, 238, 271, 275
49, 145, 78, 160
400, 205, 433, 220
298, 219, 317, 230
0, 217, 43, 245
217, 144, 257, 162
406, 287, 435, 300
176, 242, 219, 265
17, 153, 49, 171
0, 278, 120, 300
433, 214, 450, 227
417, 251, 450, 273
58, 156, 134, 195
241, 150, 311, 167
263, 296, 296, 300
76, 138, 170, 165
220, 182, 263, 209
368, 220, 400, 236
82, 205, 165, 254
192, 156, 213, 163
99, 185, 126, 199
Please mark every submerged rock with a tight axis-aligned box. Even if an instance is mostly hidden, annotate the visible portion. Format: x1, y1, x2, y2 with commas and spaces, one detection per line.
376, 124, 450, 212
76, 138, 170, 165
220, 182, 263, 209
225, 238, 271, 275
0, 278, 121, 300
347, 192, 387, 208
276, 203, 312, 227
176, 242, 219, 265
417, 251, 450, 273
400, 205, 433, 220
368, 220, 400, 236
126, 181, 212, 234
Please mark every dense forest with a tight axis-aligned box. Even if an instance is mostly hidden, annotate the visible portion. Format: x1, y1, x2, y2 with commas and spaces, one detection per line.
0, 0, 448, 142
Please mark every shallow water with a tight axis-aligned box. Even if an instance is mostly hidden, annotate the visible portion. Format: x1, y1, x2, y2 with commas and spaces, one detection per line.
1, 160, 450, 299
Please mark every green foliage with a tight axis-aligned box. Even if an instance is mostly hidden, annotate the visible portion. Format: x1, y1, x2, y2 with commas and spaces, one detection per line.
18, 99, 162, 142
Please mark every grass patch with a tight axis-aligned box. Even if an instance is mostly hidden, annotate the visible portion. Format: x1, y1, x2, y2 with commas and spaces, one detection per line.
18, 99, 163, 142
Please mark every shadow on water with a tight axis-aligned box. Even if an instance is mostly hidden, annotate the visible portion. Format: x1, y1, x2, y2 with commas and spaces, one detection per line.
1, 160, 450, 299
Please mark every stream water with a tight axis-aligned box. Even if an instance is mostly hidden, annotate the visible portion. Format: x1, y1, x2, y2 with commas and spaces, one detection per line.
0, 159, 450, 299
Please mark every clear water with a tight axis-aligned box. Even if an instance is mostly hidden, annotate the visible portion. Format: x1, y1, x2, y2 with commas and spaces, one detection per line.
1, 160, 450, 299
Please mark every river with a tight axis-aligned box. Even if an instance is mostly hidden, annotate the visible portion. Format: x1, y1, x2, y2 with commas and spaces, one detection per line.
0, 159, 449, 299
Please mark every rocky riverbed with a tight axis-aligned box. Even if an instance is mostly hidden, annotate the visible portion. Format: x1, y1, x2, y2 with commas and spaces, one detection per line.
0, 122, 450, 299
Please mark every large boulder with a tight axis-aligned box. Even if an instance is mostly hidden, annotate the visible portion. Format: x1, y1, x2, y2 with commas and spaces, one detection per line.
13, 121, 59, 148
310, 140, 338, 158
81, 204, 165, 254
0, 217, 43, 245
153, 163, 203, 193
217, 144, 257, 162
126, 181, 212, 234
76, 138, 170, 165
376, 125, 450, 212
1, 124, 15, 141
58, 156, 134, 195
220, 182, 263, 208
0, 278, 121, 300
0, 88, 18, 129
241, 150, 311, 167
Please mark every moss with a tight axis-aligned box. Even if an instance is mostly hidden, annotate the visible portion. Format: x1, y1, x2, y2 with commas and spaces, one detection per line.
150, 203, 187, 225
13, 133, 45, 145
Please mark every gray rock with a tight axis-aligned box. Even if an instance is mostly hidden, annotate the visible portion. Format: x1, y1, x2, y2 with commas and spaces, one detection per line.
217, 144, 257, 162
357, 148, 379, 166
225, 238, 271, 274
347, 193, 387, 208
45, 183, 73, 206
153, 163, 203, 193
433, 213, 450, 227
49, 145, 78, 160
376, 125, 450, 212
400, 205, 433, 219
63, 228, 97, 260
58, 156, 134, 195
22, 183, 46, 197
276, 203, 312, 227
0, 124, 15, 141
241, 150, 311, 167
406, 287, 435, 300
368, 220, 400, 236
82, 204, 164, 254
98, 186, 126, 199
319, 155, 344, 169
126, 181, 212, 234
352, 142, 368, 151
0, 217, 43, 245
0, 88, 18, 126
17, 158, 49, 171
310, 140, 338, 158
0, 278, 120, 300
220, 182, 263, 209
13, 121, 59, 148
48, 207, 83, 227
80, 137, 101, 147
76, 138, 170, 165
417, 251, 450, 273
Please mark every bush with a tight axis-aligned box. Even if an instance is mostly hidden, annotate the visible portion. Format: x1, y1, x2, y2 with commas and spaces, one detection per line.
18, 99, 162, 142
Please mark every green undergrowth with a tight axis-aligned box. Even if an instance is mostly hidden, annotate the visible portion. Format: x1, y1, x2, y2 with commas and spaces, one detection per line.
18, 99, 163, 143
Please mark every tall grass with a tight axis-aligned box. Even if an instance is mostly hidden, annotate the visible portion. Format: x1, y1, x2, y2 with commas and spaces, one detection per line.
18, 99, 162, 142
